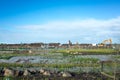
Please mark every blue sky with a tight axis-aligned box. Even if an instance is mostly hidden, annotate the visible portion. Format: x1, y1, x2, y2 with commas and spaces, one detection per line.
0, 0, 120, 44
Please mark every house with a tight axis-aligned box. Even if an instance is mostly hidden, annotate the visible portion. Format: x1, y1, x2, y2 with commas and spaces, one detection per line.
79, 44, 92, 49
29, 43, 45, 50
48, 43, 60, 49
60, 44, 69, 48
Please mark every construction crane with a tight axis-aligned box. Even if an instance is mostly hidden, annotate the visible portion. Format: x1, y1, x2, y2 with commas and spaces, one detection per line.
98, 39, 112, 47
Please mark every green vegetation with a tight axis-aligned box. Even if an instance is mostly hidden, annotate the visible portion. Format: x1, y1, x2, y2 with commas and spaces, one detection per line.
3, 76, 13, 80
113, 55, 120, 59
0, 48, 118, 60
52, 49, 117, 55
0, 56, 14, 60
0, 53, 41, 60
0, 48, 119, 80
69, 57, 99, 63
0, 63, 100, 68
0, 49, 119, 74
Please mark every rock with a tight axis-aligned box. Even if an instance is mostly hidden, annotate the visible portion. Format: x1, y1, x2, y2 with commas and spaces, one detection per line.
14, 70, 20, 77
23, 70, 30, 76
18, 70, 24, 76
4, 68, 14, 77
49, 70, 57, 74
39, 69, 51, 76
29, 68, 36, 74
28, 50, 32, 54
39, 69, 45, 73
62, 72, 72, 77
43, 71, 51, 76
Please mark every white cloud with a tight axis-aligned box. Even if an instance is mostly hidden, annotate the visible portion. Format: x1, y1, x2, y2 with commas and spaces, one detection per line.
17, 16, 120, 31
1, 16, 120, 43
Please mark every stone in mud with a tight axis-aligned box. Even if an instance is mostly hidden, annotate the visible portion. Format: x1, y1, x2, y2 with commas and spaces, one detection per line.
4, 68, 14, 77
39, 69, 45, 73
49, 70, 57, 74
43, 71, 51, 76
23, 70, 31, 76
29, 68, 37, 74
14, 70, 20, 77
62, 72, 72, 77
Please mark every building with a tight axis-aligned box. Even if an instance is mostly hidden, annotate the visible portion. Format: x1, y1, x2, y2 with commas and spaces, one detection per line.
48, 43, 60, 49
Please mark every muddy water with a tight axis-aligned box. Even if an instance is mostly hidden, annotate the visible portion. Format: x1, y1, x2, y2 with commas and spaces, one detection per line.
0, 55, 117, 63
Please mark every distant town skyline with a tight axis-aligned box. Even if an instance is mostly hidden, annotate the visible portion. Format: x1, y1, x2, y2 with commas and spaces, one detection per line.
0, 0, 120, 44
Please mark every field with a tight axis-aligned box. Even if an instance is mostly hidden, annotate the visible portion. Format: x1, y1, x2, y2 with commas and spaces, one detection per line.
0, 48, 120, 80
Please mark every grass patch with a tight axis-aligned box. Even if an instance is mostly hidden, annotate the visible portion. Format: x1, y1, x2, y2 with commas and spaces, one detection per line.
1, 62, 119, 69
0, 56, 14, 60
0, 53, 41, 60
52, 49, 117, 55
69, 58, 99, 63
0, 63, 100, 68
